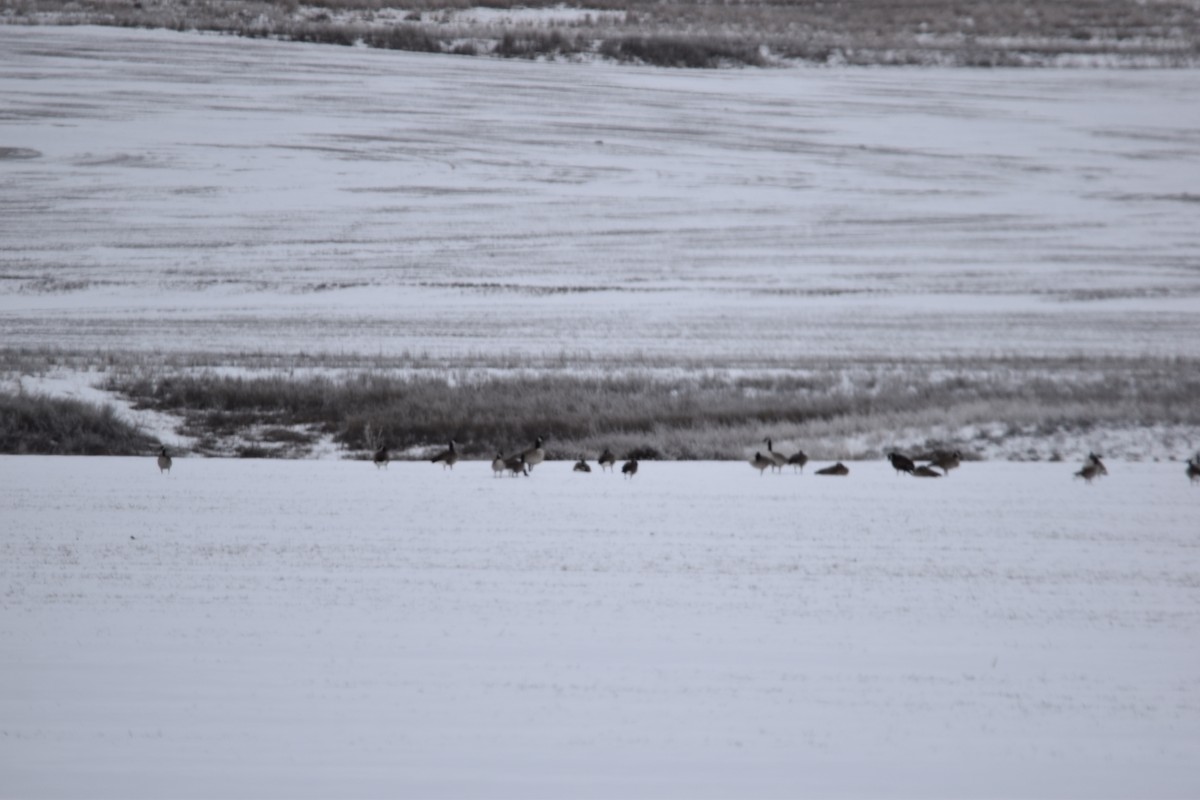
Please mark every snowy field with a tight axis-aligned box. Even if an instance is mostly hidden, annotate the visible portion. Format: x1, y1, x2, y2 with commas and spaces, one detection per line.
2, 455, 1198, 798
2, 26, 1200, 364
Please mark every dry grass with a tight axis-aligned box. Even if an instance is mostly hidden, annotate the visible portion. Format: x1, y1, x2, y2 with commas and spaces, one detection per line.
0, 390, 159, 455
92, 355, 1200, 460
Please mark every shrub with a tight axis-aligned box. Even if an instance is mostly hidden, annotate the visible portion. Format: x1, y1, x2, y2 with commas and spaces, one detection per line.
601, 34, 767, 68
361, 24, 442, 52
0, 391, 158, 455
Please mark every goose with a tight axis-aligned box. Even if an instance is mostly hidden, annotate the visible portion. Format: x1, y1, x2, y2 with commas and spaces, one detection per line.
1086, 452, 1108, 477
521, 436, 546, 471
1075, 463, 1101, 484
504, 454, 528, 477
622, 459, 638, 479
887, 452, 915, 476
815, 462, 849, 476
750, 451, 772, 476
598, 447, 616, 472
1186, 455, 1200, 484
787, 450, 809, 473
373, 445, 389, 469
573, 459, 591, 473
431, 439, 459, 470
763, 438, 787, 472
912, 465, 942, 478
491, 452, 506, 478
156, 445, 172, 474
924, 449, 961, 475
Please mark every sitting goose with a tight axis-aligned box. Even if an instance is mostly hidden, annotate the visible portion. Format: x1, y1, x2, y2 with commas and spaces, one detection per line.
573, 459, 591, 473
925, 449, 961, 476
815, 462, 849, 476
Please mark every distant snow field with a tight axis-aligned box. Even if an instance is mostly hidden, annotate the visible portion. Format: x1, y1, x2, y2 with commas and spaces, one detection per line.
2, 456, 1197, 798
1, 26, 1199, 363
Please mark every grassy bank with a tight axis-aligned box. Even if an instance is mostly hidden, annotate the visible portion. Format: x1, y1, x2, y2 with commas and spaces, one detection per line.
0, 391, 159, 455
95, 356, 1200, 461
6, 0, 1198, 67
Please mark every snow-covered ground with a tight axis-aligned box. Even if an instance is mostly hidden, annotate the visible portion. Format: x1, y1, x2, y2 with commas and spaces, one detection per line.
2, 26, 1199, 364
2, 455, 1197, 798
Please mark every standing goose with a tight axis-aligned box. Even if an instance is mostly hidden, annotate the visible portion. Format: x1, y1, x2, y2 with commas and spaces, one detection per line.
598, 448, 617, 472
521, 437, 546, 471
750, 451, 772, 476
573, 458, 591, 473
887, 452, 915, 476
621, 459, 638, 479
1086, 452, 1108, 477
491, 452, 506, 478
156, 445, 172, 474
504, 454, 528, 477
815, 462, 849, 476
373, 445, 389, 469
1186, 455, 1200, 484
1075, 463, 1101, 484
787, 450, 809, 473
764, 438, 788, 472
431, 439, 459, 470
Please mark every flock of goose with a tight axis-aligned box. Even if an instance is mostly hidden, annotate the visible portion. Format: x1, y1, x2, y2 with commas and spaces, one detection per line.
154, 442, 1200, 483
747, 439, 962, 478
376, 437, 641, 478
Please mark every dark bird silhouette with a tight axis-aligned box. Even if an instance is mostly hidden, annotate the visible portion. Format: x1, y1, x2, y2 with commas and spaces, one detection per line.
1086, 452, 1108, 477
912, 465, 942, 478
815, 462, 849, 476
1075, 463, 1101, 484
787, 450, 809, 473
573, 459, 591, 473
622, 459, 638, 479
156, 446, 172, 474
504, 454, 528, 477
598, 447, 616, 472
750, 451, 772, 476
373, 445, 389, 469
888, 452, 915, 476
431, 439, 459, 470
1187, 455, 1200, 484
